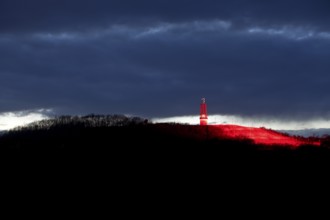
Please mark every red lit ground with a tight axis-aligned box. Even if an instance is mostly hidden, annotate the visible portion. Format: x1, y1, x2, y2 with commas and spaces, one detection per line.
211, 125, 320, 147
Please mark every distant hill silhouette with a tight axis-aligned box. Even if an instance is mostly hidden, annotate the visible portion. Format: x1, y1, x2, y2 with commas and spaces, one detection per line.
1, 114, 330, 165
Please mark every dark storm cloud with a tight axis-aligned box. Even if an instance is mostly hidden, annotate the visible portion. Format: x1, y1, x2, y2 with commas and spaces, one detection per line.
2, 0, 330, 33
1, 0, 330, 118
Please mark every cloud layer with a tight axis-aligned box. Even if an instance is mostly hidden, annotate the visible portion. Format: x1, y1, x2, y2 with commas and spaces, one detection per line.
1, 0, 330, 120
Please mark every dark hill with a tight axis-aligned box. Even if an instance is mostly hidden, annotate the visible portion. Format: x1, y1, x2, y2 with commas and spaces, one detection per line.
3, 114, 330, 196
1, 114, 330, 165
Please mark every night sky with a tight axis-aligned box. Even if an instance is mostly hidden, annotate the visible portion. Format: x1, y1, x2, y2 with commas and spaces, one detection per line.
1, 0, 330, 122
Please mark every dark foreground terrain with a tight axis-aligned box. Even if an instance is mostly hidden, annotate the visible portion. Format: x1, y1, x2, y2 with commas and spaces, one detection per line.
2, 115, 330, 201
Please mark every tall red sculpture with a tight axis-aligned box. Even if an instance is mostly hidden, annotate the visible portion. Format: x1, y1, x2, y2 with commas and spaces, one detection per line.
200, 98, 208, 125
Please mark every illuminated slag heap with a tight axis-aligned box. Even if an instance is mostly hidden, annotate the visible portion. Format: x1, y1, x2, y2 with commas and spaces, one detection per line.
200, 98, 208, 125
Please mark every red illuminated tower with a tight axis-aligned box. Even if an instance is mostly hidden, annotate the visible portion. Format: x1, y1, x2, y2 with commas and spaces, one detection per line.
200, 98, 208, 125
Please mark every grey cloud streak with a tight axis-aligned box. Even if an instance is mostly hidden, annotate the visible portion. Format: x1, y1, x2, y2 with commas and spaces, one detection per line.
1, 0, 330, 119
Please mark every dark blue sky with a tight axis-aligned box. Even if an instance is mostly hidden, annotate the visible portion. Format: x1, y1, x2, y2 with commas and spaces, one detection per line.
1, 0, 330, 118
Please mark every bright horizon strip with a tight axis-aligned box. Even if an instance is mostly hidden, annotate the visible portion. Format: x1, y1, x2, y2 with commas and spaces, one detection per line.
1, 111, 330, 132
0, 109, 51, 131
152, 115, 330, 131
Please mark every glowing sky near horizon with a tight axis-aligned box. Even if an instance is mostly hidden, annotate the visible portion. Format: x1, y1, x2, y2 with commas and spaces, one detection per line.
0, 109, 50, 131
152, 115, 330, 131
1, 109, 330, 132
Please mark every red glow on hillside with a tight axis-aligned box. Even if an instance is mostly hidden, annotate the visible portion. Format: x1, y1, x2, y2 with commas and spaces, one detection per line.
211, 125, 320, 147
